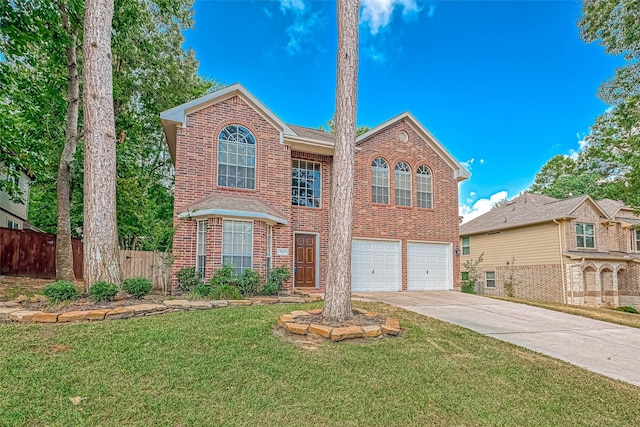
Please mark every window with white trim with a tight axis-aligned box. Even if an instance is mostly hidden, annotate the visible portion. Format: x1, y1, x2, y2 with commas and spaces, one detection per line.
7, 219, 19, 229
7, 164, 19, 186
196, 220, 207, 279
395, 162, 411, 206
576, 223, 595, 249
485, 271, 495, 288
217, 125, 256, 190
222, 220, 253, 274
417, 165, 433, 209
633, 228, 640, 252
292, 160, 321, 207
266, 225, 273, 274
371, 158, 389, 204
462, 236, 470, 255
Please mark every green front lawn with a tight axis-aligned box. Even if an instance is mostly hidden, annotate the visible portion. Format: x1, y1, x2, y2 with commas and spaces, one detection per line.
1, 302, 638, 426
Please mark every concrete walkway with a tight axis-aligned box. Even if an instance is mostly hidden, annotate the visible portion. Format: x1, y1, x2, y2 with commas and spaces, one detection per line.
356, 291, 640, 387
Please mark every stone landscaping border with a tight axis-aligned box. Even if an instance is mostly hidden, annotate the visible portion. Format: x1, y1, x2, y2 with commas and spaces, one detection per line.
0, 295, 322, 324
278, 307, 401, 342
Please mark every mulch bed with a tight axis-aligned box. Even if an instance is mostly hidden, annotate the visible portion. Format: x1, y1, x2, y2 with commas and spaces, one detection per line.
294, 313, 385, 328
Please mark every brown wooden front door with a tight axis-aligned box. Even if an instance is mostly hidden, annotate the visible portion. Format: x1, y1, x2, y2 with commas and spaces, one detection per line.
295, 234, 316, 288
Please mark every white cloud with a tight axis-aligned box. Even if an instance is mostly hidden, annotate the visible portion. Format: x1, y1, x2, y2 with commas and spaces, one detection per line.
460, 157, 474, 170
469, 191, 476, 197
479, 159, 484, 165
459, 191, 508, 224
568, 133, 589, 160
278, 0, 324, 56
360, 0, 423, 35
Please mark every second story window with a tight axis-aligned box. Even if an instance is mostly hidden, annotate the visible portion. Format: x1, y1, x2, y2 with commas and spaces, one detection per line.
417, 165, 432, 209
217, 125, 256, 190
292, 160, 321, 207
633, 229, 640, 252
461, 236, 470, 255
576, 223, 595, 249
371, 158, 389, 204
395, 162, 411, 206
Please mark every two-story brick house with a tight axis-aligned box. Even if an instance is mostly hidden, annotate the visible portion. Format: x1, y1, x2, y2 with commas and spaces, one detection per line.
161, 84, 469, 293
460, 193, 640, 307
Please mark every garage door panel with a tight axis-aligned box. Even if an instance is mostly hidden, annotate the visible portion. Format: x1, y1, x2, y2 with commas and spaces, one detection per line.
352, 239, 400, 292
408, 242, 451, 291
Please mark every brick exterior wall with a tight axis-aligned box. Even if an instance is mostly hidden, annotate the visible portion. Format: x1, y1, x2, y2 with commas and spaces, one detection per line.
170, 95, 462, 293
479, 264, 563, 303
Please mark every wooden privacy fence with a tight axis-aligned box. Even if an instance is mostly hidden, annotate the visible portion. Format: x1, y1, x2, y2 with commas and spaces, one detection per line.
0, 228, 170, 289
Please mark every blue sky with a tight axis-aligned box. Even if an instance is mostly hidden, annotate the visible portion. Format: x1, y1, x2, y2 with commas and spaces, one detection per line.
183, 0, 623, 222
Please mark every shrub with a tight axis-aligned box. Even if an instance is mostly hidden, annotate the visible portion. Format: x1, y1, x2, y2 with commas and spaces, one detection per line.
237, 269, 262, 297
210, 284, 242, 300
264, 266, 291, 295
193, 284, 212, 298
42, 280, 79, 304
261, 281, 278, 296
122, 277, 152, 299
89, 281, 119, 302
208, 264, 236, 288
615, 305, 639, 314
177, 267, 200, 291
461, 281, 475, 294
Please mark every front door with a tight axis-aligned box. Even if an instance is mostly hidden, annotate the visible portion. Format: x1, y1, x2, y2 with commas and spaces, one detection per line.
295, 234, 316, 288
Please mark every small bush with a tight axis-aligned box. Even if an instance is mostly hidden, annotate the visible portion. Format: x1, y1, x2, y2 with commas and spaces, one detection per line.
177, 267, 200, 291
209, 264, 236, 288
261, 281, 278, 296
42, 280, 79, 304
193, 284, 212, 298
264, 266, 291, 295
461, 281, 476, 294
122, 277, 152, 299
210, 284, 242, 300
89, 281, 119, 302
237, 269, 262, 297
615, 305, 639, 314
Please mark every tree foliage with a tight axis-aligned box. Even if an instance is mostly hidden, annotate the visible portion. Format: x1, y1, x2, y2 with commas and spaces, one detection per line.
1, 0, 214, 252
532, 1, 639, 205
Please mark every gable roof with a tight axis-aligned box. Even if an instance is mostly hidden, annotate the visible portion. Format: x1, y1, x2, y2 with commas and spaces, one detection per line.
598, 198, 625, 218
460, 193, 611, 235
161, 84, 297, 163
356, 112, 470, 182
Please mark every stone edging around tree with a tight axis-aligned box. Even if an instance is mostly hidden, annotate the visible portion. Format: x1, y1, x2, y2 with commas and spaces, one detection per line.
277, 307, 401, 342
0, 295, 322, 324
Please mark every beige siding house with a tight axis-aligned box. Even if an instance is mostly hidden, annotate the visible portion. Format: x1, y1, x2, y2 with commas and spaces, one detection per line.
460, 193, 640, 308
0, 163, 32, 230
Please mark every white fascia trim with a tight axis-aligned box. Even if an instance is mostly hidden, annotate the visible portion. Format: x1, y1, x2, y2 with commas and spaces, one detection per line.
160, 83, 296, 137
178, 208, 288, 225
357, 112, 470, 182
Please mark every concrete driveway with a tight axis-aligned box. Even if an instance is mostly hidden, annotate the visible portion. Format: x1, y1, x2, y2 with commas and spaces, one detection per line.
356, 291, 640, 387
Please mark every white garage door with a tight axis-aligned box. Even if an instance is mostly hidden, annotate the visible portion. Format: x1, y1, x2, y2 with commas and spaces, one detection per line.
407, 242, 452, 290
351, 239, 400, 292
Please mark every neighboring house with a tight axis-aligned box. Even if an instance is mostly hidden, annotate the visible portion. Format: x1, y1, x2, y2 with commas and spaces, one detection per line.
161, 84, 469, 293
0, 162, 32, 230
460, 193, 640, 308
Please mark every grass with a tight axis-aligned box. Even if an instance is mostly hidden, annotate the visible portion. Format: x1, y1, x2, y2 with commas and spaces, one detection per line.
1, 302, 639, 426
491, 296, 640, 329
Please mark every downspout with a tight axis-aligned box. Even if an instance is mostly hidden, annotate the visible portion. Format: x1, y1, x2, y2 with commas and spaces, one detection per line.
553, 219, 567, 304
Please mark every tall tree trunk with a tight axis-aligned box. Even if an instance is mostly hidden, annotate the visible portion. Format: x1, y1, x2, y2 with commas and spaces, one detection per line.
56, 2, 79, 282
82, 0, 121, 289
323, 0, 359, 322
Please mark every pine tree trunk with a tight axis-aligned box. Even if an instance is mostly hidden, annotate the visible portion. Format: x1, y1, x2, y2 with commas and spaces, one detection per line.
82, 0, 121, 289
56, 3, 78, 282
323, 0, 359, 322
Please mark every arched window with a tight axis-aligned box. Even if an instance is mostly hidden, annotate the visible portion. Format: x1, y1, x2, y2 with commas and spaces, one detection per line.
417, 165, 432, 208
217, 125, 256, 189
395, 162, 412, 206
371, 158, 389, 204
